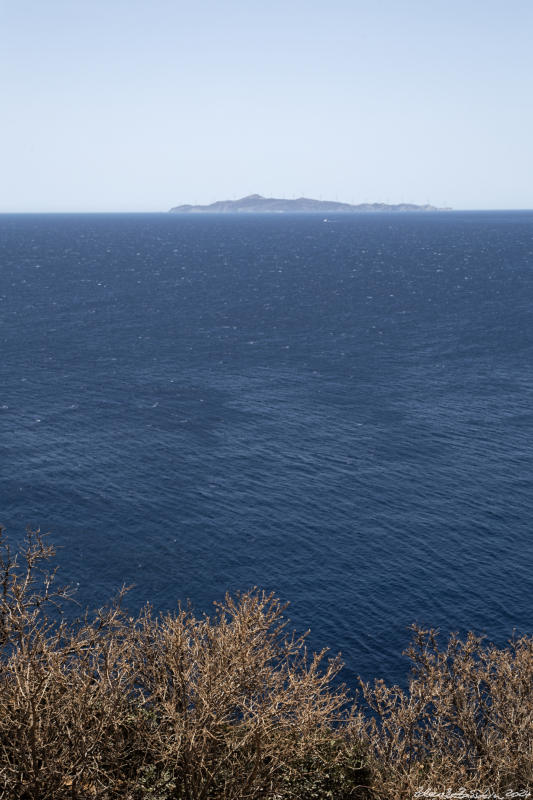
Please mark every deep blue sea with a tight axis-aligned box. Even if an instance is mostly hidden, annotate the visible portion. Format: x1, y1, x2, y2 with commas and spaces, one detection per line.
1, 211, 532, 688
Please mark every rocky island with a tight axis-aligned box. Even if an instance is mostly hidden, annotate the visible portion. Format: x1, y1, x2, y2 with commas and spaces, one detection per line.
169, 194, 450, 214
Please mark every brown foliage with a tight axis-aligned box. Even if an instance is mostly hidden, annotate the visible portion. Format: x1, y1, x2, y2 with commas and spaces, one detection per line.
354, 624, 533, 799
0, 526, 531, 800
0, 527, 362, 799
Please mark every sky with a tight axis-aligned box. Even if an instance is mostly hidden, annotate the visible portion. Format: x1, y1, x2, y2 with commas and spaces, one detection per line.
1, 0, 532, 212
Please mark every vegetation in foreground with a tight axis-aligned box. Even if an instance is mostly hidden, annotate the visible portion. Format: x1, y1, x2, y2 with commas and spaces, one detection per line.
0, 527, 531, 799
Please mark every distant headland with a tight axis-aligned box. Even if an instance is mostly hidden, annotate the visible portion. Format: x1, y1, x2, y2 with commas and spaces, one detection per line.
169, 194, 451, 214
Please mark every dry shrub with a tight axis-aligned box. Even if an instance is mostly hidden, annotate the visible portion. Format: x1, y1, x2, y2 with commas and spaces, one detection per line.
0, 527, 148, 798
0, 527, 365, 799
355, 624, 533, 799
132, 590, 362, 799
1, 526, 531, 800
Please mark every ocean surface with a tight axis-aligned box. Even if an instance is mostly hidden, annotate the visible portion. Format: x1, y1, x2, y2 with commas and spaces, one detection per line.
1, 211, 532, 688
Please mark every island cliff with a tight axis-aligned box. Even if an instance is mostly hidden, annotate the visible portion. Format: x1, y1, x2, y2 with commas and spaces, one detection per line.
169, 194, 450, 214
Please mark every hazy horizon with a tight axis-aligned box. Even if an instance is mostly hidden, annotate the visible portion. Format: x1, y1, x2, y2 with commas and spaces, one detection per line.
2, 203, 533, 215
2, 0, 532, 213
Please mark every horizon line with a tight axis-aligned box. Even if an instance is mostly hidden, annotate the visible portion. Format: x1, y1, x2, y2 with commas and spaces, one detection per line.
1, 208, 533, 215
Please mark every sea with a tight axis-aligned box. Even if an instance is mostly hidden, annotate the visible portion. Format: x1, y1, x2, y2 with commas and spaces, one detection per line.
1, 210, 532, 689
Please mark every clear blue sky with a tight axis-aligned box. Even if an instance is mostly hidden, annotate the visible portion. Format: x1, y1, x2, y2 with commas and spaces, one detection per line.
1, 0, 532, 211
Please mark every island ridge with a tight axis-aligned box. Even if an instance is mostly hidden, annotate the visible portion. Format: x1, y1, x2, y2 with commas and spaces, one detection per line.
169, 193, 451, 213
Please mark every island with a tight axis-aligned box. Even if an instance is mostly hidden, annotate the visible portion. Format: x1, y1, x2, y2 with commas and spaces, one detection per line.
169, 194, 450, 214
